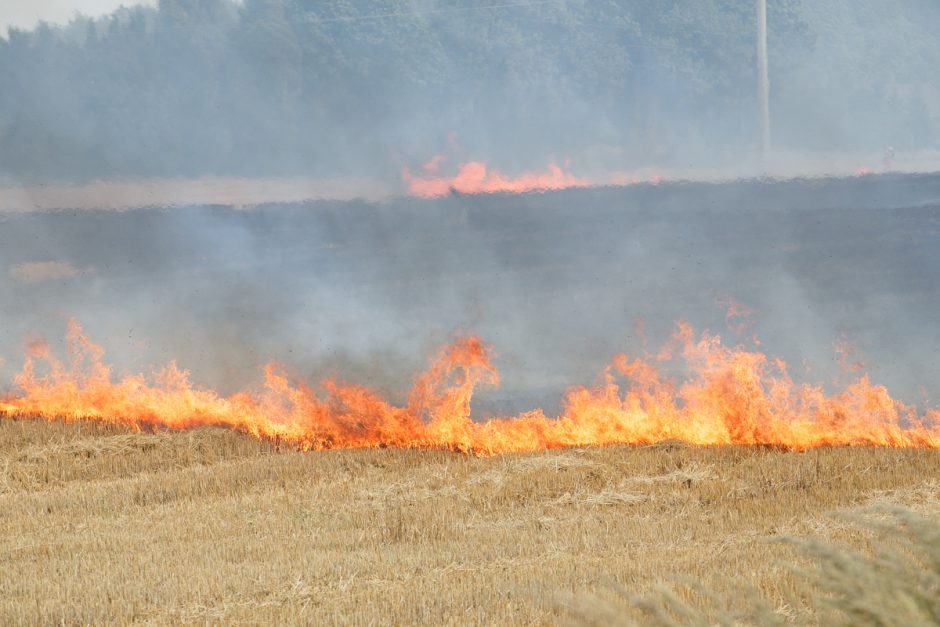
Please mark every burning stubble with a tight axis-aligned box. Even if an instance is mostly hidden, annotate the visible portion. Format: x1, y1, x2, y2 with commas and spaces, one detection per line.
2, 318, 940, 453
4, 174, 940, 452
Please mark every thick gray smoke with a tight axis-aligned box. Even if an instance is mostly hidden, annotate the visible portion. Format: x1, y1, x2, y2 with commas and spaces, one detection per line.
1, 1, 940, 415
3, 175, 940, 416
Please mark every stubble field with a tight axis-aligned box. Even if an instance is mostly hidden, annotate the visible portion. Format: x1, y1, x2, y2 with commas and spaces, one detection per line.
2, 419, 938, 625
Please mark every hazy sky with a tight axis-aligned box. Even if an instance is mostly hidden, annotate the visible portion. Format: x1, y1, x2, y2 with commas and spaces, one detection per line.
1, 0, 155, 33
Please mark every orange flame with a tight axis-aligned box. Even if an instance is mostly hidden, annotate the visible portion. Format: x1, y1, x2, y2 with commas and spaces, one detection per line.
400, 156, 669, 198
2, 320, 939, 454
402, 161, 591, 198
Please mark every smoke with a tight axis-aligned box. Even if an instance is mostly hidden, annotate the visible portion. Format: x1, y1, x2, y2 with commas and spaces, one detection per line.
1, 1, 940, 184
8, 260, 83, 284
2, 1, 940, 418
3, 174, 940, 417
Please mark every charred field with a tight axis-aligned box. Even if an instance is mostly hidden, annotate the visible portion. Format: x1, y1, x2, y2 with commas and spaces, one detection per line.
4, 173, 940, 623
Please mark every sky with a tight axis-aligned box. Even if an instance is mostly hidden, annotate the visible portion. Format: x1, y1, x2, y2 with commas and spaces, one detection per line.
1, 0, 155, 33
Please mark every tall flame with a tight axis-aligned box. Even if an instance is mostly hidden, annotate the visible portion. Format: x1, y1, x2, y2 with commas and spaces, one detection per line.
2, 320, 939, 454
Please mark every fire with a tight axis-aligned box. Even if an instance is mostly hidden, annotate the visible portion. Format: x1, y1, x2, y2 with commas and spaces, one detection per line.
400, 154, 669, 198
401, 160, 590, 198
2, 320, 939, 454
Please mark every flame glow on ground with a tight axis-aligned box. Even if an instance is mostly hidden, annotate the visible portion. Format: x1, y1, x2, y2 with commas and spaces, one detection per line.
2, 320, 939, 454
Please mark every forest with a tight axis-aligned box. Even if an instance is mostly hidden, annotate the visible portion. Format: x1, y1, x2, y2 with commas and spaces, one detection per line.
1, 0, 939, 182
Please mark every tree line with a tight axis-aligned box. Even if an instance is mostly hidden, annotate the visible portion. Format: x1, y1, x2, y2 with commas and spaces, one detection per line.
0, 0, 937, 182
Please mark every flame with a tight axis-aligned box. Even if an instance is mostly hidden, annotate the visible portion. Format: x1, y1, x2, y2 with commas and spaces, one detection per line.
402, 161, 591, 198
422, 153, 447, 174
400, 157, 669, 198
2, 320, 939, 454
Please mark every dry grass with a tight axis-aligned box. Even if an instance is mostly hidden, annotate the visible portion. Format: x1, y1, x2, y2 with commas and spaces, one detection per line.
1, 419, 939, 625
562, 504, 940, 626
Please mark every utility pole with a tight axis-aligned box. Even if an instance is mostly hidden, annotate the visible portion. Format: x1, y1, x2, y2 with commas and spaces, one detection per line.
757, 0, 771, 163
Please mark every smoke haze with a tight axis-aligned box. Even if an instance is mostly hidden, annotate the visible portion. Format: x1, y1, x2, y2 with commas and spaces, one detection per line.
0, 0, 154, 33
1, 0, 940, 184
1, 1, 940, 418
3, 175, 940, 418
